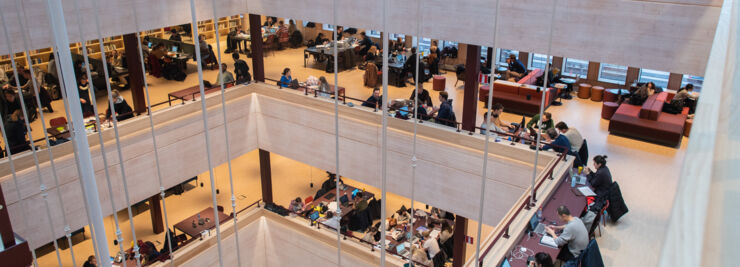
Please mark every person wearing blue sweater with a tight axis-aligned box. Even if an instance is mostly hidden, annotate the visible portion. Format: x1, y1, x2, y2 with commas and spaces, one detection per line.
505, 54, 527, 80
279, 68, 292, 88
542, 128, 572, 154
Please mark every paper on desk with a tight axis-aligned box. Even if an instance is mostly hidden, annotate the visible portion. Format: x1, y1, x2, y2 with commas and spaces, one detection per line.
577, 186, 597, 196
540, 235, 558, 248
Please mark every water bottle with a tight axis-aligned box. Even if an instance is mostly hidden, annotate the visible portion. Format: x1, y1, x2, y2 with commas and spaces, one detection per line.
571, 175, 576, 187
537, 208, 543, 220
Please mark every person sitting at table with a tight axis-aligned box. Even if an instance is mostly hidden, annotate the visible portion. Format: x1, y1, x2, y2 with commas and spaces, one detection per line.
365, 46, 378, 62
6, 69, 54, 113
409, 84, 434, 107
279, 68, 293, 88
529, 252, 555, 267
1, 89, 22, 121
358, 31, 373, 56
545, 206, 588, 266
396, 206, 411, 222
439, 221, 454, 258
333, 26, 345, 41
645, 81, 662, 96
682, 83, 699, 114
421, 230, 441, 260
480, 112, 504, 135
314, 33, 328, 46
584, 155, 612, 198
169, 28, 182, 42
277, 21, 289, 44
526, 112, 554, 133
412, 246, 433, 266
490, 103, 515, 132
540, 128, 572, 154
263, 16, 275, 27
197, 34, 211, 67
4, 110, 31, 155
392, 37, 405, 53
78, 74, 95, 115
289, 197, 304, 214
555, 122, 583, 154
431, 207, 455, 220
216, 63, 235, 85
404, 47, 428, 85
105, 89, 134, 122
232, 53, 251, 84
320, 172, 344, 192
662, 88, 690, 114
505, 54, 527, 80
317, 76, 333, 98
355, 192, 369, 211
151, 43, 167, 61
321, 211, 341, 229
362, 225, 381, 244
627, 84, 649, 105
430, 91, 455, 127
82, 255, 96, 267
362, 88, 382, 109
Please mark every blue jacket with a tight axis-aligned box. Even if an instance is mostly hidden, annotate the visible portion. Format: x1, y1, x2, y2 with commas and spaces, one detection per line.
543, 134, 571, 154
280, 75, 292, 88
579, 239, 605, 267
509, 59, 526, 74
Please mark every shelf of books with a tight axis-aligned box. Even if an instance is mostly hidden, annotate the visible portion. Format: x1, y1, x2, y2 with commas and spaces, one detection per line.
1, 36, 124, 73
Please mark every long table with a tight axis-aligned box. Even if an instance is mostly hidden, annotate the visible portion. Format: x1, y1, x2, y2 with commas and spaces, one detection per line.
173, 207, 230, 238
384, 209, 454, 258
308, 184, 373, 219
506, 176, 588, 267
167, 85, 223, 106
303, 45, 359, 71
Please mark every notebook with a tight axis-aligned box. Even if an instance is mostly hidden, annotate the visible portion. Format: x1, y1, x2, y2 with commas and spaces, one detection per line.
577, 186, 597, 196
540, 235, 558, 248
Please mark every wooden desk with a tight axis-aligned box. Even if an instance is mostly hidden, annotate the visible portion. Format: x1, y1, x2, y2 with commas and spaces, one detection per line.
173, 207, 230, 238
308, 185, 373, 219
507, 177, 587, 267
384, 209, 454, 256
167, 86, 223, 106
46, 126, 70, 140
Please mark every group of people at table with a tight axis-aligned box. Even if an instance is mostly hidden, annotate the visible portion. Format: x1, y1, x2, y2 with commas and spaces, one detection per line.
286, 173, 459, 265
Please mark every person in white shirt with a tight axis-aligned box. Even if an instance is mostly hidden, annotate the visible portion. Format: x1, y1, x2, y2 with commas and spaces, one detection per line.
555, 122, 583, 153
421, 230, 440, 260
480, 111, 504, 136
216, 63, 235, 85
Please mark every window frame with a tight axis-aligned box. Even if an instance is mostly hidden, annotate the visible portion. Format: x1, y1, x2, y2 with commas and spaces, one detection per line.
529, 53, 552, 70
598, 63, 628, 85
681, 74, 704, 92
496, 49, 519, 67
367, 30, 381, 38
638, 68, 670, 89
322, 24, 334, 31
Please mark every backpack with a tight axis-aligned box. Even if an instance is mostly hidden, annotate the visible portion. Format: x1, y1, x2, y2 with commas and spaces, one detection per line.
290, 79, 300, 89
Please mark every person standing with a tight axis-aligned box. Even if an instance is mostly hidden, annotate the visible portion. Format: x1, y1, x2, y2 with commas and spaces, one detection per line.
77, 74, 94, 115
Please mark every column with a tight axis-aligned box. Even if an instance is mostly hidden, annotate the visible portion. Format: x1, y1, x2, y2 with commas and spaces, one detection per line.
452, 215, 468, 267
149, 195, 164, 234
0, 183, 16, 248
123, 33, 147, 114
462, 44, 481, 132
486, 47, 494, 69
248, 14, 265, 82
667, 73, 684, 90
259, 149, 273, 204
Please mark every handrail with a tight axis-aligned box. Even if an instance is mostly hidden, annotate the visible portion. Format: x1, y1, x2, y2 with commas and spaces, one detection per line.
476, 148, 568, 265
234, 199, 262, 216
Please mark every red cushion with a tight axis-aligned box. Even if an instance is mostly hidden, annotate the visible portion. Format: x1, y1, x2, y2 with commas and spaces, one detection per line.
517, 69, 543, 85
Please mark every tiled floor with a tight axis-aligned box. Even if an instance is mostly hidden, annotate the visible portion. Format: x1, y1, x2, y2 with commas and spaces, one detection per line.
31, 42, 688, 266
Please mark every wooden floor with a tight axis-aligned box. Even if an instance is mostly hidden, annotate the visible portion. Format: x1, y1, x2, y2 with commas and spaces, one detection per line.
30, 42, 688, 266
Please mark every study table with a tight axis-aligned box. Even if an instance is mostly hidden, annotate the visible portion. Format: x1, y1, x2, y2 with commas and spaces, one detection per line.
505, 175, 588, 267
308, 184, 373, 219
167, 85, 224, 106
383, 209, 454, 258
173, 207, 230, 238
303, 44, 359, 71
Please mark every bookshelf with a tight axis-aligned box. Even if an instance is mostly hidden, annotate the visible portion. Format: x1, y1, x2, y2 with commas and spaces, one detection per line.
0, 36, 125, 73
196, 15, 243, 41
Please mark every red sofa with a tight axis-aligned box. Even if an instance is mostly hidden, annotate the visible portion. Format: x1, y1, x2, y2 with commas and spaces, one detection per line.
608, 92, 688, 147
478, 79, 556, 116
517, 68, 543, 85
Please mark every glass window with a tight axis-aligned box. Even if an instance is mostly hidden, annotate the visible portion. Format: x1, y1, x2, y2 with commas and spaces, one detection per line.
411, 37, 432, 55
440, 40, 458, 49
322, 24, 334, 31
368, 30, 381, 38
682, 75, 704, 92
638, 69, 670, 88
497, 49, 519, 66
529, 53, 552, 70
562, 58, 589, 78
389, 33, 404, 40
598, 63, 628, 85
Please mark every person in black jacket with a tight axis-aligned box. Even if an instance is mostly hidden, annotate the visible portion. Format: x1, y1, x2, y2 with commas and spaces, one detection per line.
584, 155, 612, 198
409, 85, 433, 107
232, 53, 251, 84
168, 28, 182, 42
82, 255, 96, 267
77, 74, 95, 115
362, 88, 382, 109
505, 54, 527, 80
105, 90, 134, 122
5, 110, 30, 155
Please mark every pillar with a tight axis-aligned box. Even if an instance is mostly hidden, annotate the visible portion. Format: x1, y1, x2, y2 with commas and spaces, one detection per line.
626, 67, 641, 86
248, 14, 265, 82
259, 149, 273, 204
149, 195, 164, 234
452, 215, 468, 267
0, 183, 15, 248
462, 44, 481, 132
667, 73, 684, 90
486, 47, 493, 69
123, 33, 147, 114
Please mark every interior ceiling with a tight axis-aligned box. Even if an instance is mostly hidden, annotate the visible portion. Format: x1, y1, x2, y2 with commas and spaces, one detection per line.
0, 0, 721, 75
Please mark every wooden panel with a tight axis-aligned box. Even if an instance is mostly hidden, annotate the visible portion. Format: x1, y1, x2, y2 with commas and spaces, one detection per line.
667, 72, 684, 90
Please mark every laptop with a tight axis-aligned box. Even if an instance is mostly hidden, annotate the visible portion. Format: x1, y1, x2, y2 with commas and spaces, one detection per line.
339, 194, 349, 206
500, 258, 511, 267
324, 193, 335, 200
171, 46, 179, 53
147, 42, 152, 48
309, 211, 320, 221
529, 213, 545, 235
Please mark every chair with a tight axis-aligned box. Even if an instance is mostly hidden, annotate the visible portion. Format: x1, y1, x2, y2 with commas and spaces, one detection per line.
454, 64, 465, 87
263, 35, 277, 57
148, 54, 162, 77
304, 196, 313, 204
578, 139, 589, 167
364, 62, 379, 88
597, 200, 610, 237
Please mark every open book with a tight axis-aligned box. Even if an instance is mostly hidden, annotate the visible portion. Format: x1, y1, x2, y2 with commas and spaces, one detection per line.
540, 235, 558, 248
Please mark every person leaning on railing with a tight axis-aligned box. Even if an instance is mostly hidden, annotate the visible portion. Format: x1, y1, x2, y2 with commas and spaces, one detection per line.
429, 91, 455, 127
362, 88, 382, 109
